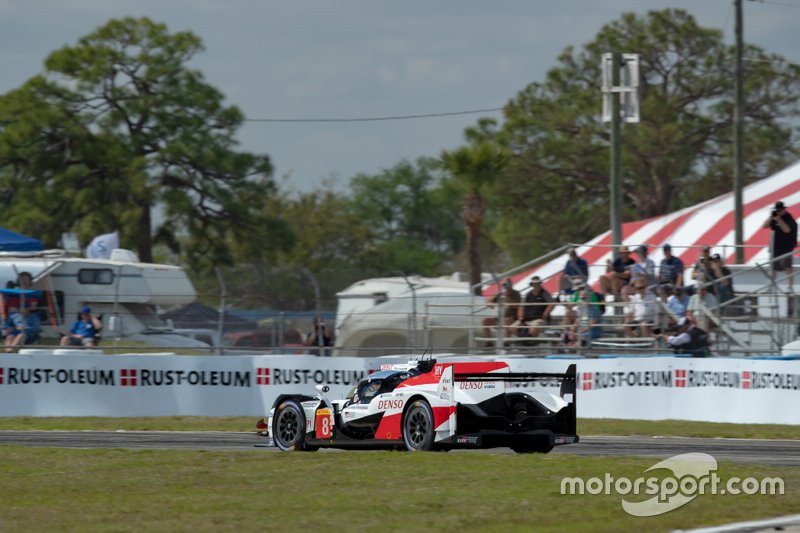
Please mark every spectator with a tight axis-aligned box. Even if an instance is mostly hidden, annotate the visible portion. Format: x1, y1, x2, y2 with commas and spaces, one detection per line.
305, 317, 334, 356
692, 245, 717, 294
482, 278, 522, 339
709, 254, 734, 312
664, 317, 710, 357
666, 286, 691, 323
762, 200, 798, 291
60, 306, 103, 347
658, 243, 684, 290
687, 285, 718, 333
623, 245, 656, 301
599, 245, 635, 301
558, 248, 589, 295
3, 303, 40, 352
624, 278, 659, 338
561, 285, 604, 348
520, 276, 555, 338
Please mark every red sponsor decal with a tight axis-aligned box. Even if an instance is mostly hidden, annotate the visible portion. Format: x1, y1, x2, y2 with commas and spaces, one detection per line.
120, 368, 137, 387
674, 369, 687, 388
741, 370, 751, 389
0, 367, 4, 385
256, 368, 270, 385
458, 382, 484, 390
377, 399, 404, 410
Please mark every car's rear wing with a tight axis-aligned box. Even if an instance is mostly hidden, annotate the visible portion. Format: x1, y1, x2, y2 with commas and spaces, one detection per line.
453, 364, 577, 397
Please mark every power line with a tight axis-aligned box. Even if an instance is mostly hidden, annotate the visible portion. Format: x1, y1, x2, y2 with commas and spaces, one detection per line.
747, 0, 800, 8
243, 107, 504, 123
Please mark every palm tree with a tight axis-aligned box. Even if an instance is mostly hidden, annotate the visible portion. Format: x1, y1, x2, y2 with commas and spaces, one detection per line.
440, 143, 508, 295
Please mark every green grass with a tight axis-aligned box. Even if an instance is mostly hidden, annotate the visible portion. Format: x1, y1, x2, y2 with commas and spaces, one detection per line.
0, 447, 795, 532
2, 416, 800, 439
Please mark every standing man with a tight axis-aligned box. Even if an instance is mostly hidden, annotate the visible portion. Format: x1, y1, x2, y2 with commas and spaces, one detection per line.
763, 200, 798, 291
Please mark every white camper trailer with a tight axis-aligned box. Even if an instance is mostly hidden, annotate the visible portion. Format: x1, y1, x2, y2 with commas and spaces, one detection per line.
0, 249, 206, 347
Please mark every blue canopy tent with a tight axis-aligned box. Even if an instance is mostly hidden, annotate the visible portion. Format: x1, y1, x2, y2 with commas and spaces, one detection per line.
0, 228, 43, 252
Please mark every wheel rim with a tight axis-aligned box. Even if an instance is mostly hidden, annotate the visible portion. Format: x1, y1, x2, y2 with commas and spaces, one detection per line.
406, 407, 429, 447
277, 407, 301, 446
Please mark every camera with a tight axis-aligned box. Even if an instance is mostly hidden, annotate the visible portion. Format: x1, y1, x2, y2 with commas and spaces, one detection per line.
772, 209, 778, 217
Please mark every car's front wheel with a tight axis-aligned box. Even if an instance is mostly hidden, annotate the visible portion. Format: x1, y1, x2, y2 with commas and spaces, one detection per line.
272, 399, 309, 452
402, 400, 435, 451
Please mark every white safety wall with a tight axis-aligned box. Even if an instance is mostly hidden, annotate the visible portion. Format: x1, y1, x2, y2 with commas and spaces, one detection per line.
0, 354, 798, 423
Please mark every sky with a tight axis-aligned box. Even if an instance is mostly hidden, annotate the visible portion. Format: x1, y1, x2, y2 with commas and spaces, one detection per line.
1, 0, 798, 195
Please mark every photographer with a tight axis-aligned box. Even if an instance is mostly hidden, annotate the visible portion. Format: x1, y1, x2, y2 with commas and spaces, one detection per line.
762, 201, 797, 291
662, 316, 710, 358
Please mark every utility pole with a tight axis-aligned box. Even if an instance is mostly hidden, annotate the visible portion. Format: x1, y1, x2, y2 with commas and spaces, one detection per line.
734, 0, 745, 264
610, 52, 623, 255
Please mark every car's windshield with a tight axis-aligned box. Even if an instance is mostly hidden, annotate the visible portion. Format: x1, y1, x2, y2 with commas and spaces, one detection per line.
347, 379, 383, 404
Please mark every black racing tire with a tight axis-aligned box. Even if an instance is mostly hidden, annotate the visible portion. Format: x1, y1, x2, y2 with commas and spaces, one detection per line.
272, 399, 308, 452
402, 400, 436, 451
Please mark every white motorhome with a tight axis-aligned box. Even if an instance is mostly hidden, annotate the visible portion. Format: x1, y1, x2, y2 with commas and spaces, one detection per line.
0, 248, 207, 347
333, 275, 494, 356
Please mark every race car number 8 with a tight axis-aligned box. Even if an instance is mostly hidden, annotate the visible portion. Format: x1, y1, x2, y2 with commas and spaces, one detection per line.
316, 408, 332, 439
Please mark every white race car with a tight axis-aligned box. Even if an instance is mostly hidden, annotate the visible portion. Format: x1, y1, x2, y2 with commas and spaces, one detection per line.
257, 359, 578, 453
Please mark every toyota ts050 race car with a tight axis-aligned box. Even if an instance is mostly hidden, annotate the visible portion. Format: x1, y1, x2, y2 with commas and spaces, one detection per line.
256, 359, 578, 453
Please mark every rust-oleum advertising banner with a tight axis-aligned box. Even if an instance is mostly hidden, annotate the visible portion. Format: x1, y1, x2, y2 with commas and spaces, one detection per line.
0, 353, 798, 422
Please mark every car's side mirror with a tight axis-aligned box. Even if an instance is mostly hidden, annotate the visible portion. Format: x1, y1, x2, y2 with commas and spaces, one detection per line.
315, 385, 330, 394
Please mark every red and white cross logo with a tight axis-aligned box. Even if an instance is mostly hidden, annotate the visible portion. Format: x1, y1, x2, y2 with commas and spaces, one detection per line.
256, 368, 270, 385
674, 369, 687, 388
120, 369, 138, 386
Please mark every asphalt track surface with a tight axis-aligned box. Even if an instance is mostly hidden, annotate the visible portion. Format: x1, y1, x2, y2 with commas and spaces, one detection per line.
1, 431, 799, 465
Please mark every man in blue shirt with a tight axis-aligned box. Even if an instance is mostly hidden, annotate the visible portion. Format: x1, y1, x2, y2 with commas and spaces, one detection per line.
3, 303, 40, 352
60, 306, 103, 347
559, 248, 589, 294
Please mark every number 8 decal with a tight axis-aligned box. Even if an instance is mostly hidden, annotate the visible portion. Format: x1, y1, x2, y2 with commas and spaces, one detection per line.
315, 408, 332, 439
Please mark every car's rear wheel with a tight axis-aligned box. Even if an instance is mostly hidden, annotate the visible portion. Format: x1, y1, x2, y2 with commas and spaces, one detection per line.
272, 399, 308, 452
402, 400, 435, 451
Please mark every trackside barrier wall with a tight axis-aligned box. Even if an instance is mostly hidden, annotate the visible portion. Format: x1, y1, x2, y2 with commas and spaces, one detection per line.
0, 354, 798, 423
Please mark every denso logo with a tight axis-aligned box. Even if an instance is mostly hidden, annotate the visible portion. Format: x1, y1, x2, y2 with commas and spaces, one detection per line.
459, 382, 484, 389
377, 399, 404, 410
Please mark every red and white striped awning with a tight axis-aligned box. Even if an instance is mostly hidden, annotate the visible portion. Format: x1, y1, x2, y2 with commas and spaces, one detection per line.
488, 160, 800, 296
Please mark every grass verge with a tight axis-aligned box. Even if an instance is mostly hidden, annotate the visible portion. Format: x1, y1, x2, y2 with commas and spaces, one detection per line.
0, 447, 795, 532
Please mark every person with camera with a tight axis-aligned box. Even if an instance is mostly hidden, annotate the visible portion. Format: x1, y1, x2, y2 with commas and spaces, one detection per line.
662, 316, 710, 357
762, 200, 798, 292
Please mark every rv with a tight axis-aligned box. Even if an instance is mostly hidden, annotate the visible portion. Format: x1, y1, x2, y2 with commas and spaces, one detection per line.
0, 248, 207, 347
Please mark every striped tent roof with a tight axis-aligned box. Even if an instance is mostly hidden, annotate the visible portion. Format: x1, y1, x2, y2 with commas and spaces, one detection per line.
489, 160, 800, 296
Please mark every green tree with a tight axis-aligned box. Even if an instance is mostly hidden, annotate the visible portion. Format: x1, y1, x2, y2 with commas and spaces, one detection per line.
0, 17, 288, 267
348, 158, 464, 276
489, 9, 800, 262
